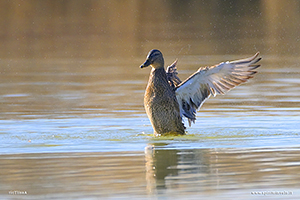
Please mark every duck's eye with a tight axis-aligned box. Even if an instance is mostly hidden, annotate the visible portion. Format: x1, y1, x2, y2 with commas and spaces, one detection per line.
151, 56, 158, 63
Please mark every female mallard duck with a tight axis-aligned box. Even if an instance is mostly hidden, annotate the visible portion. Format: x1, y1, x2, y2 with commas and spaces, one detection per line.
140, 49, 261, 136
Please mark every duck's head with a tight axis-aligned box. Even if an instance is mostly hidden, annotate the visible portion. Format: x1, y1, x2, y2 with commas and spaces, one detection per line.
140, 49, 164, 69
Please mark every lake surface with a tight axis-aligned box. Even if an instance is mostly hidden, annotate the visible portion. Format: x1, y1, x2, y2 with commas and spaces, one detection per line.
0, 1, 300, 199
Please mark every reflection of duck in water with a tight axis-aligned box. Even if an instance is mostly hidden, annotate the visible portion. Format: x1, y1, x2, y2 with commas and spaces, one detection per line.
140, 49, 261, 136
144, 144, 213, 194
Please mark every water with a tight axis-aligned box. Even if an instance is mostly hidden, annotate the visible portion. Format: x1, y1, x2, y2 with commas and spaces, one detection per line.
1, 1, 300, 199
0, 148, 299, 199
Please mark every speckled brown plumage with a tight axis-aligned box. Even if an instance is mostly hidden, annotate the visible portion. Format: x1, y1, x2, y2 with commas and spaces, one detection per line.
144, 67, 185, 135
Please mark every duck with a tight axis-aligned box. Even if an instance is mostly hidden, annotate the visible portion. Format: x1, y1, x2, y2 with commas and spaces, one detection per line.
140, 49, 261, 136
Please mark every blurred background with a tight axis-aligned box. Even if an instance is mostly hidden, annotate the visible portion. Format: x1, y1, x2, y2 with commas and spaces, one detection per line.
1, 0, 299, 120
0, 0, 299, 59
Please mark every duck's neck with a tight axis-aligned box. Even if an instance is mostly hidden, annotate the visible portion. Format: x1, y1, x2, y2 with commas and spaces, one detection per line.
145, 67, 171, 99
150, 67, 168, 83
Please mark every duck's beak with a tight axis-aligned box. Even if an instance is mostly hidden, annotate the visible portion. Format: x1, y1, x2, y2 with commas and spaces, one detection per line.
140, 59, 151, 68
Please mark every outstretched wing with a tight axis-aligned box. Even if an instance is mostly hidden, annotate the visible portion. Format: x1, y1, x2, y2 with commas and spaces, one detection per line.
175, 52, 261, 126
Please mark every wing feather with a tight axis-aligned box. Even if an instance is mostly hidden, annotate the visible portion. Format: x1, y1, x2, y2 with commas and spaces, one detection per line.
175, 52, 261, 126
166, 59, 182, 88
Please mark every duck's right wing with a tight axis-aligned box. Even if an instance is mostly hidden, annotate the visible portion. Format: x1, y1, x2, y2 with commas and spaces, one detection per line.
166, 59, 182, 88
175, 52, 261, 126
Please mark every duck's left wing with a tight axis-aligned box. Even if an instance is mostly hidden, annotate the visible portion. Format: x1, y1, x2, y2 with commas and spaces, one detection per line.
175, 52, 261, 126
